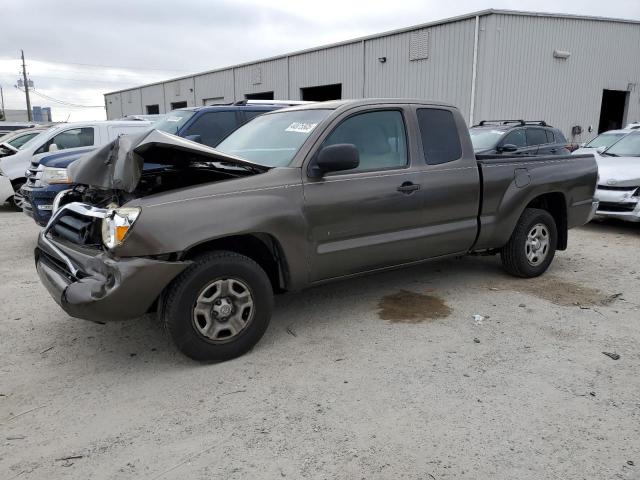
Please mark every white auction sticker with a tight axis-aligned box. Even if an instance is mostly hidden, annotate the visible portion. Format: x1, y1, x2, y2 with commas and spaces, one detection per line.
285, 122, 318, 133
166, 116, 182, 122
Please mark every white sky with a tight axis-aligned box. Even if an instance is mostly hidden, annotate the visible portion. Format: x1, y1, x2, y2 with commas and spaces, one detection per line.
1, 0, 638, 122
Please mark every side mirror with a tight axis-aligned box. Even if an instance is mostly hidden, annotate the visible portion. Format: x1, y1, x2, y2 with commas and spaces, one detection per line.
184, 134, 203, 144
309, 144, 359, 178
499, 143, 518, 153
48, 143, 59, 152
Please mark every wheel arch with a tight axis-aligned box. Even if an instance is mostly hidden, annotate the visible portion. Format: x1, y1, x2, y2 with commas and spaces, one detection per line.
180, 233, 291, 293
524, 192, 567, 250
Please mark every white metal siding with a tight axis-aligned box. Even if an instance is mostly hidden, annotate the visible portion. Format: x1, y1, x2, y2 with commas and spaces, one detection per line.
140, 84, 165, 114
105, 93, 123, 119
364, 18, 476, 117
474, 14, 640, 140
121, 89, 142, 116
194, 70, 235, 105
234, 58, 289, 99
163, 77, 196, 111
288, 43, 364, 99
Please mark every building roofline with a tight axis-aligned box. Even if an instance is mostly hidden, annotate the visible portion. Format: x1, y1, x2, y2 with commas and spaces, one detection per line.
105, 8, 640, 96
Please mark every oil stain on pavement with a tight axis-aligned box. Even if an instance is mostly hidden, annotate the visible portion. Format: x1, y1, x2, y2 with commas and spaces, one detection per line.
378, 290, 452, 323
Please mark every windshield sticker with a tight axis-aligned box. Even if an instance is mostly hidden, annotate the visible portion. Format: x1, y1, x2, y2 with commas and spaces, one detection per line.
166, 116, 182, 122
285, 122, 318, 133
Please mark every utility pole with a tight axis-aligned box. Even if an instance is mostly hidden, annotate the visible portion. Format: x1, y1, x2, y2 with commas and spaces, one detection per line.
21, 50, 32, 121
0, 85, 5, 120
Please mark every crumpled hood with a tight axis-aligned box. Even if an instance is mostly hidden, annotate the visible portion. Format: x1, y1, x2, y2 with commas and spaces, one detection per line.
68, 129, 268, 192
596, 156, 640, 187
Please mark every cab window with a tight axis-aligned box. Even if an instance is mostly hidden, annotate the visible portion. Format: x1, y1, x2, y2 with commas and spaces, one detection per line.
36, 127, 95, 154
502, 129, 526, 148
322, 110, 407, 172
184, 111, 240, 147
417, 108, 462, 164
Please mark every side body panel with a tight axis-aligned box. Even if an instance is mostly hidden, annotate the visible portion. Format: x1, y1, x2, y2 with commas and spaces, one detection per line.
474, 154, 597, 250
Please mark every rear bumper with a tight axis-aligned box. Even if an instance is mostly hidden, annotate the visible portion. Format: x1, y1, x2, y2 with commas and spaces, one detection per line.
35, 207, 190, 322
0, 174, 14, 204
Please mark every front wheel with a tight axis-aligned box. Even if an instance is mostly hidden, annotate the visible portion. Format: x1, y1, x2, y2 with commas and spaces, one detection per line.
162, 251, 274, 362
500, 208, 557, 278
10, 182, 25, 211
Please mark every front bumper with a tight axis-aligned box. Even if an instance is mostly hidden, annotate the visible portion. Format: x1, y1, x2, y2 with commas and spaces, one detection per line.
0, 174, 14, 204
35, 203, 190, 322
594, 187, 640, 222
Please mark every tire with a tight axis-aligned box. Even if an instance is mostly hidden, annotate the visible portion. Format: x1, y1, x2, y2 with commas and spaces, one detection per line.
163, 251, 274, 362
500, 208, 557, 278
10, 181, 25, 211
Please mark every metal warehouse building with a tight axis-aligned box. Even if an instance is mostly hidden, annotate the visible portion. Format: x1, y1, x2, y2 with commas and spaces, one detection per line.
104, 9, 640, 141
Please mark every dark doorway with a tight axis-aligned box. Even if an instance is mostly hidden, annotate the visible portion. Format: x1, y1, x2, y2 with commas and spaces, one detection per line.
170, 101, 188, 110
146, 104, 160, 114
598, 90, 629, 133
301, 84, 342, 101
245, 91, 274, 100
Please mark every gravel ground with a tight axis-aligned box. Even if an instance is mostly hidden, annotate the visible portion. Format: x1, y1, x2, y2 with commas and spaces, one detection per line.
1, 205, 639, 480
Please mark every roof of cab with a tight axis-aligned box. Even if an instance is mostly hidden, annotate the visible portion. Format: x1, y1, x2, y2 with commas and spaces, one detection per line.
265, 98, 457, 114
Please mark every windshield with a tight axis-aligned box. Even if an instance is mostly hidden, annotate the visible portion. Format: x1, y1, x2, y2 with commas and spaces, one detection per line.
7, 131, 40, 149
15, 127, 54, 150
469, 128, 506, 150
584, 132, 626, 149
152, 110, 195, 135
216, 109, 332, 167
605, 133, 640, 157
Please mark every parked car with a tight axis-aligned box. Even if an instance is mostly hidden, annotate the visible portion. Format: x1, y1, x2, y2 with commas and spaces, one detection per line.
624, 122, 640, 130
0, 127, 48, 158
593, 131, 640, 222
469, 120, 570, 156
0, 121, 38, 135
572, 128, 636, 156
0, 120, 151, 210
35, 99, 597, 361
22, 101, 301, 225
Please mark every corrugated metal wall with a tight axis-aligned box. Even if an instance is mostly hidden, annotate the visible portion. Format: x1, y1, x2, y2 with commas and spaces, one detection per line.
235, 58, 289, 98
475, 14, 640, 140
288, 43, 364, 99
363, 18, 476, 116
140, 84, 166, 114
104, 12, 640, 142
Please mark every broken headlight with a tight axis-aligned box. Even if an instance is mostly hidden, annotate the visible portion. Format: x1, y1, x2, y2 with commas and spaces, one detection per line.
101, 207, 141, 249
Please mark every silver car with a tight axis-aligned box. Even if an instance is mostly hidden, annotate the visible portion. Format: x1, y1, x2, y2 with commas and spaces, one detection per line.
594, 131, 640, 222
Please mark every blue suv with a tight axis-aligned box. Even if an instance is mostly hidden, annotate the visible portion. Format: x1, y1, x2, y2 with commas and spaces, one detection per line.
23, 101, 301, 225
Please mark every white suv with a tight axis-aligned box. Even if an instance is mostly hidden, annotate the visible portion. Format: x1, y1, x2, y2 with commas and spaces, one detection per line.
0, 120, 151, 209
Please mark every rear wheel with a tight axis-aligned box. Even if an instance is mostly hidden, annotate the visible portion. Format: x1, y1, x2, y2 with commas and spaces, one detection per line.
163, 251, 273, 361
500, 208, 557, 278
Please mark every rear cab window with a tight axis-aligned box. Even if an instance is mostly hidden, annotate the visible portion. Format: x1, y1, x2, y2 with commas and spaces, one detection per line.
416, 108, 462, 164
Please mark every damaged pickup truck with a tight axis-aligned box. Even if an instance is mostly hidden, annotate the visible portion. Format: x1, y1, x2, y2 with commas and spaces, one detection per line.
35, 99, 599, 361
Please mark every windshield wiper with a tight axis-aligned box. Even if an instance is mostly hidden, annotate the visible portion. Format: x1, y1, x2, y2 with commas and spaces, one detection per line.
601, 152, 618, 157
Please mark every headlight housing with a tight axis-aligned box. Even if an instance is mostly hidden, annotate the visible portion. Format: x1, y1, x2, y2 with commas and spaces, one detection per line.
41, 167, 71, 185
101, 207, 141, 249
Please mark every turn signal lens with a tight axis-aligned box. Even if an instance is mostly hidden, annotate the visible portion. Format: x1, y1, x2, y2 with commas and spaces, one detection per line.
101, 207, 141, 249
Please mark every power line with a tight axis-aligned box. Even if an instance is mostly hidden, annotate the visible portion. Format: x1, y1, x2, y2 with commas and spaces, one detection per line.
17, 86, 104, 108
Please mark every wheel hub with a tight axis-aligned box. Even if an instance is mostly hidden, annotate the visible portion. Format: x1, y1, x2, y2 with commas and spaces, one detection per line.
525, 223, 550, 266
192, 278, 255, 343
213, 298, 234, 319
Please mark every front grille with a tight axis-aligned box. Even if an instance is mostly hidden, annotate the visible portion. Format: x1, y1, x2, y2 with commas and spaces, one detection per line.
597, 201, 638, 213
50, 210, 101, 246
25, 161, 43, 188
597, 185, 638, 192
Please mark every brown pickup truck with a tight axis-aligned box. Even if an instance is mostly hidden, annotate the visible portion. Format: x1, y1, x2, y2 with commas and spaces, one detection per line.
35, 99, 598, 361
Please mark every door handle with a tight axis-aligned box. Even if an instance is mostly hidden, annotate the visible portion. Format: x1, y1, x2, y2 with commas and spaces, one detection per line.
550, 148, 557, 153
397, 182, 420, 194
